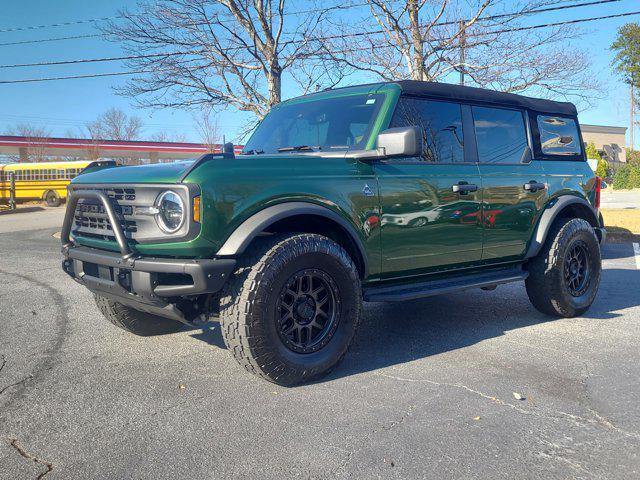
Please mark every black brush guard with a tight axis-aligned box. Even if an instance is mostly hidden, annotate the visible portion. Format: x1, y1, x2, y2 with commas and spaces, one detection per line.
61, 190, 235, 324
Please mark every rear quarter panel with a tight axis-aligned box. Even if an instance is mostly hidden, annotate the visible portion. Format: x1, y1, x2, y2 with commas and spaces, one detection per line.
542, 160, 598, 207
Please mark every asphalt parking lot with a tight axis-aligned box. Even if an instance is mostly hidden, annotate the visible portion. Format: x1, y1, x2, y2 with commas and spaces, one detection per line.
1, 208, 639, 479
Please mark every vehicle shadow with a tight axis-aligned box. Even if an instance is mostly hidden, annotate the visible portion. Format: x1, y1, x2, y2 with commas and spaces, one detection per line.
0, 206, 45, 215
189, 265, 639, 384
190, 322, 226, 349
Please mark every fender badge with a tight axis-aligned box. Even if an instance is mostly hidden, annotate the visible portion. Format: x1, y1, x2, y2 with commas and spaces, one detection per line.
362, 184, 374, 197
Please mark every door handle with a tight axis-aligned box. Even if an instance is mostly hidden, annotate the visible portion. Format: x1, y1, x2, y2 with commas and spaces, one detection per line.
523, 181, 547, 192
452, 182, 478, 194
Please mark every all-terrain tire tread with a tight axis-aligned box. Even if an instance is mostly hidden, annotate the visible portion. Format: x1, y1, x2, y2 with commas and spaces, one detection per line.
525, 217, 600, 317
219, 233, 361, 385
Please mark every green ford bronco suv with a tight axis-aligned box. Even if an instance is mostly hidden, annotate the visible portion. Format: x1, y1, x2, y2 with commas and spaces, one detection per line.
61, 81, 606, 385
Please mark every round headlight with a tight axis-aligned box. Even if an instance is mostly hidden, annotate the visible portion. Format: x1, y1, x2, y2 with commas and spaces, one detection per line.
156, 191, 185, 233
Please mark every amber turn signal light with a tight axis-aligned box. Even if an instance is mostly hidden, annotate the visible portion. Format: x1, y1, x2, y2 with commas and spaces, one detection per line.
193, 196, 201, 223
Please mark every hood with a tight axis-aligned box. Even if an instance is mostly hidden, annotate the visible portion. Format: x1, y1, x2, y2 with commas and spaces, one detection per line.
72, 159, 196, 185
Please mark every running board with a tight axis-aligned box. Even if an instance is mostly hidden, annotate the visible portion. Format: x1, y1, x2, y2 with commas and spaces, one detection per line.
363, 267, 529, 302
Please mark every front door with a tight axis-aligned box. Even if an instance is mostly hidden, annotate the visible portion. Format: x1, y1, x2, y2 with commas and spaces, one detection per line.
375, 97, 483, 279
470, 105, 548, 261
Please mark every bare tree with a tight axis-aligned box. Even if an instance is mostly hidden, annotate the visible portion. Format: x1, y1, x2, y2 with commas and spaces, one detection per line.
83, 108, 143, 164
5, 124, 51, 162
193, 108, 220, 152
325, 0, 598, 102
150, 131, 187, 143
86, 108, 143, 141
106, 0, 342, 121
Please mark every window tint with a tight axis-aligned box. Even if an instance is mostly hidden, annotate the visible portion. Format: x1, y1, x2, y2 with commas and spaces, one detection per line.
391, 97, 465, 163
472, 106, 528, 164
537, 115, 581, 156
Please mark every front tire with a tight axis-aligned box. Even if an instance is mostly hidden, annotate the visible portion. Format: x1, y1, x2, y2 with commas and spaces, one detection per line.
219, 233, 362, 386
526, 218, 601, 317
94, 295, 184, 336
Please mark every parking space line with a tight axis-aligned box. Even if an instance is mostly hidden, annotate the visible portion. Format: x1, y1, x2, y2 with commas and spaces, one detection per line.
634, 243, 640, 270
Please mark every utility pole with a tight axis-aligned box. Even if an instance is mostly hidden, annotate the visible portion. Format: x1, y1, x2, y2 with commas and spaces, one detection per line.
631, 83, 635, 152
459, 20, 466, 86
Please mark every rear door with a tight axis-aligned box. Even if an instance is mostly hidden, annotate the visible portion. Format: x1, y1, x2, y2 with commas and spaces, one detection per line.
375, 97, 483, 278
472, 105, 548, 261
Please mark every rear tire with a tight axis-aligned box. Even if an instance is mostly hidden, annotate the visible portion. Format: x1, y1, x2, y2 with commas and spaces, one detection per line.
44, 190, 61, 207
219, 233, 362, 386
94, 294, 184, 336
526, 218, 601, 317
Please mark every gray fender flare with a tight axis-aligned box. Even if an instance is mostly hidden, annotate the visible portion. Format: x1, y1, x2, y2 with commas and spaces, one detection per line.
216, 202, 369, 276
525, 195, 599, 259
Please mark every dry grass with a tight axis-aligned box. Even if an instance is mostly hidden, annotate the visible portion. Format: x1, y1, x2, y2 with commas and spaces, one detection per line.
601, 209, 640, 235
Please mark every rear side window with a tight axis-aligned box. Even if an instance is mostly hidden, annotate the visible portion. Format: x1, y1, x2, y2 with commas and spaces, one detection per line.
537, 115, 581, 156
391, 97, 465, 163
472, 106, 529, 164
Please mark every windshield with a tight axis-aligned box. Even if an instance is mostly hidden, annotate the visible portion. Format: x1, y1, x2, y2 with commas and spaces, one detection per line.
243, 93, 384, 154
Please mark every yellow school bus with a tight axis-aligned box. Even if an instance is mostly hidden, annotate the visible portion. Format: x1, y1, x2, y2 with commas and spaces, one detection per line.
0, 160, 92, 206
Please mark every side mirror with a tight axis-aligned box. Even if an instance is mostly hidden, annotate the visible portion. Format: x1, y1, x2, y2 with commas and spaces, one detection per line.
376, 126, 422, 158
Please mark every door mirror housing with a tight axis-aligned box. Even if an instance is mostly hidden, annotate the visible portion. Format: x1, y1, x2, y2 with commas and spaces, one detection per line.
376, 126, 422, 158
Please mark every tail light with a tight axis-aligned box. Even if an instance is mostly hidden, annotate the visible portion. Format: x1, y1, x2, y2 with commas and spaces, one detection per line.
594, 176, 601, 209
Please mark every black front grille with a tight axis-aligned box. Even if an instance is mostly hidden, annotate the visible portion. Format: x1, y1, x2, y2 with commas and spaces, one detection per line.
73, 188, 138, 238
103, 187, 136, 201
73, 209, 137, 233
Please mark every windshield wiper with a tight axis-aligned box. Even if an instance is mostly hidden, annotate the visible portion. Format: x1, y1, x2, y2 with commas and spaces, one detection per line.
277, 145, 319, 152
243, 149, 264, 155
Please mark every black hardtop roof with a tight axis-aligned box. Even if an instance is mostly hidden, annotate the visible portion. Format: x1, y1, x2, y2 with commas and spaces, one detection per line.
394, 80, 577, 116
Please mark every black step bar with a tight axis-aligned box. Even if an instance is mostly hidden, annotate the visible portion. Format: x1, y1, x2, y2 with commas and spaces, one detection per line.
363, 267, 528, 302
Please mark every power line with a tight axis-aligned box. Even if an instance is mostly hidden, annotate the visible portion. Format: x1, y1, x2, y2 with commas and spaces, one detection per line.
411, 0, 622, 28
0, 15, 121, 34
0, 34, 101, 47
298, 1, 634, 46
1, 8, 639, 83
0, 0, 627, 70
475, 8, 640, 36
0, 0, 619, 48
0, 1, 373, 34
0, 52, 197, 69
0, 71, 147, 84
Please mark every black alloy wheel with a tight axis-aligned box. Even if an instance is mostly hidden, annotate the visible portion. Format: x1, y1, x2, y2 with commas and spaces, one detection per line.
563, 241, 591, 297
276, 269, 340, 354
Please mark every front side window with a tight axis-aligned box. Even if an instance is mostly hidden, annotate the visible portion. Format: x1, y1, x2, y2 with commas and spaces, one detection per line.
537, 115, 581, 156
390, 97, 465, 163
473, 106, 529, 164
243, 94, 384, 154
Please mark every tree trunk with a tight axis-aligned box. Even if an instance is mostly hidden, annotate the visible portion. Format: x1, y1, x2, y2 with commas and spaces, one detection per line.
267, 63, 282, 108
408, 0, 424, 81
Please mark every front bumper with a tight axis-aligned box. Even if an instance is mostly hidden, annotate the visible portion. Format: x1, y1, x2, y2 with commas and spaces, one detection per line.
61, 189, 235, 324
62, 245, 235, 323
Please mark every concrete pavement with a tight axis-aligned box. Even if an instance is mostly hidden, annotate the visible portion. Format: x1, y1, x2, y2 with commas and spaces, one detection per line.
601, 189, 640, 210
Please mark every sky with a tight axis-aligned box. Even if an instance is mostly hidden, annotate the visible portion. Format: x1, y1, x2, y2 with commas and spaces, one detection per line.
0, 0, 638, 147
